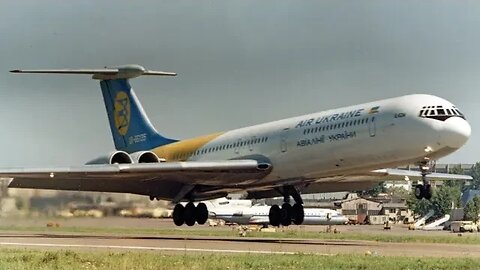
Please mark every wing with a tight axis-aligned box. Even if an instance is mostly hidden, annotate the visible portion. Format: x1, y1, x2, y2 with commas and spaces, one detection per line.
2, 160, 272, 199
247, 169, 472, 199
368, 168, 473, 181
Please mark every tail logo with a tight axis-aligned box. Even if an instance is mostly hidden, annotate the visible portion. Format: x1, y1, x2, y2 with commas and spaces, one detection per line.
114, 91, 131, 136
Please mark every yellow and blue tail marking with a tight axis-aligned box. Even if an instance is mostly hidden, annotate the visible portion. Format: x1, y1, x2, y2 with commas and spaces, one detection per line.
100, 79, 177, 153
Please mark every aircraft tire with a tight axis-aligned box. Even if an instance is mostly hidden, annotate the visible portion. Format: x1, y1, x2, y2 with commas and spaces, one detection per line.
184, 202, 196, 226
173, 204, 185, 226
196, 202, 208, 225
414, 184, 424, 200
422, 184, 432, 200
269, 205, 281, 227
281, 203, 292, 226
292, 203, 304, 225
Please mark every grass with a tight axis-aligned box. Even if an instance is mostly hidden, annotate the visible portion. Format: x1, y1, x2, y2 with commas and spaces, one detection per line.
0, 248, 479, 270
0, 224, 479, 245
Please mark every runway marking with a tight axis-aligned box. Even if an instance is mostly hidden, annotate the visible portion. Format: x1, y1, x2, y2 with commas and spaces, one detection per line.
0, 242, 322, 255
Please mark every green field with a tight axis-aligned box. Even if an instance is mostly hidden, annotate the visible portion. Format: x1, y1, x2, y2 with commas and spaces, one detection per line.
1, 225, 479, 245
0, 248, 479, 270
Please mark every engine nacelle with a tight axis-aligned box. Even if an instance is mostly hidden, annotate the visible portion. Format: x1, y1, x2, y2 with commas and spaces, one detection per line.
86, 151, 133, 165
130, 151, 162, 163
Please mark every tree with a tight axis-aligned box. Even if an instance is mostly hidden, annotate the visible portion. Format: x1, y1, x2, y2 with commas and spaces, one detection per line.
363, 182, 387, 197
446, 165, 465, 190
475, 196, 480, 222
470, 162, 480, 190
464, 196, 480, 222
407, 193, 432, 216
386, 186, 409, 200
407, 185, 461, 218
432, 186, 461, 218
464, 200, 476, 221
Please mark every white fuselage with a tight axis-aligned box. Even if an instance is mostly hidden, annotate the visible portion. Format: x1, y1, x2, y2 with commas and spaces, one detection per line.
206, 199, 348, 225
187, 94, 470, 189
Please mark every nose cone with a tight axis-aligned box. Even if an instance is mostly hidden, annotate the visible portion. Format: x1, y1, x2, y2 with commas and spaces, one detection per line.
441, 117, 471, 148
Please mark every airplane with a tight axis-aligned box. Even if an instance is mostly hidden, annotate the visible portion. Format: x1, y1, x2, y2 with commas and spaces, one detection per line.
3, 64, 472, 227
205, 198, 348, 226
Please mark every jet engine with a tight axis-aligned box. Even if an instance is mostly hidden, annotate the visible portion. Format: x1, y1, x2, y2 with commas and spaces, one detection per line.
85, 151, 133, 165
130, 151, 163, 163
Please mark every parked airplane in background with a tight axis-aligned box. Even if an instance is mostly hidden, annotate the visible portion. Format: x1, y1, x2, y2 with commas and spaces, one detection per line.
206, 198, 348, 226
4, 65, 471, 227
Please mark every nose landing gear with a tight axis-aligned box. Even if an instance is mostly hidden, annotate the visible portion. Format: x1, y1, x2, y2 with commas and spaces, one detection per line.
414, 160, 434, 200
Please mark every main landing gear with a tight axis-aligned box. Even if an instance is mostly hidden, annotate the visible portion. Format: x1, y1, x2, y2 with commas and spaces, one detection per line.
268, 186, 304, 226
414, 161, 433, 200
172, 202, 208, 226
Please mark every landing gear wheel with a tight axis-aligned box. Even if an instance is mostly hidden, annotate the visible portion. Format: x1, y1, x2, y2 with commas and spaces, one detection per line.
172, 204, 185, 226
196, 202, 208, 225
269, 205, 281, 227
292, 203, 304, 225
184, 202, 196, 226
415, 184, 424, 200
422, 184, 432, 200
280, 203, 292, 226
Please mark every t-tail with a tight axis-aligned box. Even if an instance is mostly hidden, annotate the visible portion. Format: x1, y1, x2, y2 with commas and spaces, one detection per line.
10, 64, 178, 153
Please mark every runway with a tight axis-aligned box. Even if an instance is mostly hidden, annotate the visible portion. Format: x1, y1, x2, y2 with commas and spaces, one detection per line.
1, 232, 479, 257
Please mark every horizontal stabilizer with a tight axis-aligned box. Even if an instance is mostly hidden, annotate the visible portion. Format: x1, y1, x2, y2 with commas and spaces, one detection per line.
10, 64, 176, 80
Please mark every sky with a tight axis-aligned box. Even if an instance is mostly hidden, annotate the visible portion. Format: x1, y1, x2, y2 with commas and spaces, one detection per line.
0, 0, 478, 167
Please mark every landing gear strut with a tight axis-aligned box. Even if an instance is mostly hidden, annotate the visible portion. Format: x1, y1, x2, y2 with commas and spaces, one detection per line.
268, 185, 304, 226
414, 160, 433, 200
172, 202, 209, 226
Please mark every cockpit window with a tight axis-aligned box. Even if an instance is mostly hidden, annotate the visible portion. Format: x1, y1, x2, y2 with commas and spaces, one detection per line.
418, 105, 465, 121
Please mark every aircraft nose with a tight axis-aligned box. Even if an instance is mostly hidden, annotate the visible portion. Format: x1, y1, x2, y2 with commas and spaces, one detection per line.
441, 117, 471, 148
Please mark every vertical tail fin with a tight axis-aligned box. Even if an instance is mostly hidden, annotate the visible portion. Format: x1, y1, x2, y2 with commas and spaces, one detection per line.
100, 78, 177, 153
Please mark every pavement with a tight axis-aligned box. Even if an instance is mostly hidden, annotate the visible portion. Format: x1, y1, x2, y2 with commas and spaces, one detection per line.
0, 217, 479, 257
0, 231, 479, 257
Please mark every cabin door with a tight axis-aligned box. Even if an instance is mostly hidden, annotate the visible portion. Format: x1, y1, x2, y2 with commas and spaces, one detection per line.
281, 128, 289, 152
369, 117, 376, 137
